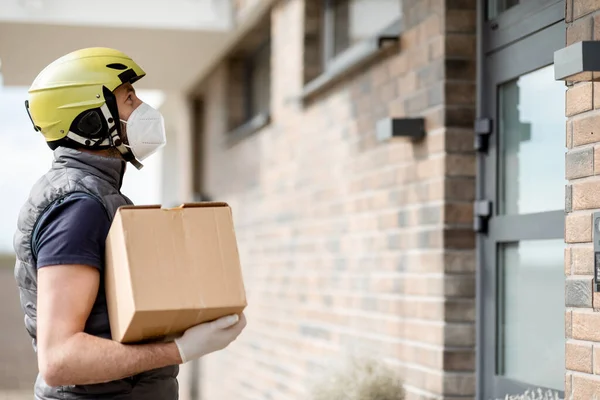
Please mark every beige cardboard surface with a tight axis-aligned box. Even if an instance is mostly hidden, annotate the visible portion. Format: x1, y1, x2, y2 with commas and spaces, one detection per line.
105, 202, 247, 343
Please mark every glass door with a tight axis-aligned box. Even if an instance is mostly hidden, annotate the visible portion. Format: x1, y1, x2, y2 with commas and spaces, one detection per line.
477, 19, 567, 399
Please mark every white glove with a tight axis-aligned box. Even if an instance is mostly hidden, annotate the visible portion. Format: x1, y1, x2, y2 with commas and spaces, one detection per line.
174, 313, 246, 363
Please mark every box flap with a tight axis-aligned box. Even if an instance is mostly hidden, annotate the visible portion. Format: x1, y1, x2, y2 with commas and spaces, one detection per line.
117, 202, 229, 212
171, 202, 230, 209
118, 204, 162, 211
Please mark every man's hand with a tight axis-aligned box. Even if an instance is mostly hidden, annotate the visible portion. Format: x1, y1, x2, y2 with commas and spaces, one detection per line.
175, 313, 247, 363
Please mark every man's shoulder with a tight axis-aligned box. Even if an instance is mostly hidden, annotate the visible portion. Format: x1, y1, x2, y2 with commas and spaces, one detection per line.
33, 192, 112, 267
43, 192, 109, 224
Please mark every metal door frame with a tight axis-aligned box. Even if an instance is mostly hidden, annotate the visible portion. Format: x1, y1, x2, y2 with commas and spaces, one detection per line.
475, 0, 566, 398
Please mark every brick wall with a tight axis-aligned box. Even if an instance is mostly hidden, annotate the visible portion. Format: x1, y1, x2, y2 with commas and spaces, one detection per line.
564, 0, 600, 397
195, 0, 477, 399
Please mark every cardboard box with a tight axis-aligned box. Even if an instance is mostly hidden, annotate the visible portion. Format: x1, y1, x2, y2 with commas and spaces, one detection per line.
104, 202, 247, 343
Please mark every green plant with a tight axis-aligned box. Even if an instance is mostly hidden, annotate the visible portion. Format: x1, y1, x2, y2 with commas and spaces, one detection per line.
496, 389, 563, 400
311, 357, 405, 400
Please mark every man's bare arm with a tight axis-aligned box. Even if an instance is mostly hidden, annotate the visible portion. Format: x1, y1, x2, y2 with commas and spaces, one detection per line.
37, 264, 183, 386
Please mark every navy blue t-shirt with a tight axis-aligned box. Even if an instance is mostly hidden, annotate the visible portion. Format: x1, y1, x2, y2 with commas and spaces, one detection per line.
34, 193, 111, 270
33, 192, 113, 338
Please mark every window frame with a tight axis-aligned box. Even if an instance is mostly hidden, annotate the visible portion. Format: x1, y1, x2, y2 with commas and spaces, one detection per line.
227, 37, 272, 141
483, 0, 563, 52
244, 38, 271, 122
476, 0, 566, 397
302, 0, 402, 98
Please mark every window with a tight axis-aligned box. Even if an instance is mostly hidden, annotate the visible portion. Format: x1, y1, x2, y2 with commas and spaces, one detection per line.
247, 41, 271, 119
493, 69, 567, 393
302, 0, 401, 94
497, 69, 566, 216
322, 0, 401, 67
497, 239, 565, 389
227, 18, 271, 137
487, 0, 519, 20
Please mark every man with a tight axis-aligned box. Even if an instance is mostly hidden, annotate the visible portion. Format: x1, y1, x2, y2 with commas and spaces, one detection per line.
14, 47, 246, 399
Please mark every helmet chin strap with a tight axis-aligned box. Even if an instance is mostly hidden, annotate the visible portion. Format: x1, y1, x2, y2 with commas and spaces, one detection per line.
113, 137, 144, 170
65, 104, 144, 170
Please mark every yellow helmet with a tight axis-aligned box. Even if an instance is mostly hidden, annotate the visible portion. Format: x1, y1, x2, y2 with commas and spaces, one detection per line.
25, 47, 145, 150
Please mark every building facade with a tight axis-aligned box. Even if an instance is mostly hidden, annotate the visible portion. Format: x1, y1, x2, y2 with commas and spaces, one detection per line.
178, 0, 600, 399
0, 0, 597, 398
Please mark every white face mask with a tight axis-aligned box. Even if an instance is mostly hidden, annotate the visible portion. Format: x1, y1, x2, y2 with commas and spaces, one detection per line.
120, 103, 167, 161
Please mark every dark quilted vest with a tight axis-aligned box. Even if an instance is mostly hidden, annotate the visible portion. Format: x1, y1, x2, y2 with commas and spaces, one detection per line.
13, 147, 178, 400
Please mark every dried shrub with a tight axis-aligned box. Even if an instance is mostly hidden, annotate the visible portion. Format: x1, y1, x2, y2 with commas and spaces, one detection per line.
497, 389, 562, 400
311, 357, 404, 400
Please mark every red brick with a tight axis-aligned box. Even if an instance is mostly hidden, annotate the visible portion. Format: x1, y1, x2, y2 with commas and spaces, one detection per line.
444, 229, 475, 249
417, 156, 445, 180
566, 340, 593, 373
444, 202, 473, 224
594, 345, 600, 374
441, 372, 475, 396
593, 83, 600, 109
445, 154, 476, 177
445, 10, 476, 33
423, 106, 445, 131
446, 299, 476, 322
422, 13, 443, 38
400, 26, 419, 49
567, 183, 573, 213
388, 98, 406, 117
572, 246, 594, 274
398, 71, 418, 94
567, 147, 594, 179
568, 120, 574, 149
567, 310, 573, 339
446, 82, 476, 106
445, 128, 474, 152
429, 35, 445, 61
566, 0, 573, 23
445, 178, 475, 201
572, 181, 600, 209
407, 45, 430, 70
372, 63, 389, 88
447, 59, 476, 81
573, 310, 600, 341
445, 34, 476, 58
444, 323, 475, 347
389, 54, 409, 78
566, 247, 572, 275
573, 373, 600, 400
445, 106, 475, 128
593, 13, 600, 39
594, 292, 600, 310
565, 213, 592, 243
574, 0, 599, 19
443, 275, 475, 297
567, 16, 594, 46
573, 112, 600, 147
443, 350, 475, 371
567, 82, 593, 116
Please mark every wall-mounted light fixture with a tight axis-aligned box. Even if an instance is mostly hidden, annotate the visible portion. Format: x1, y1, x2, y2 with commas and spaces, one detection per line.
554, 41, 600, 82
376, 117, 425, 143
